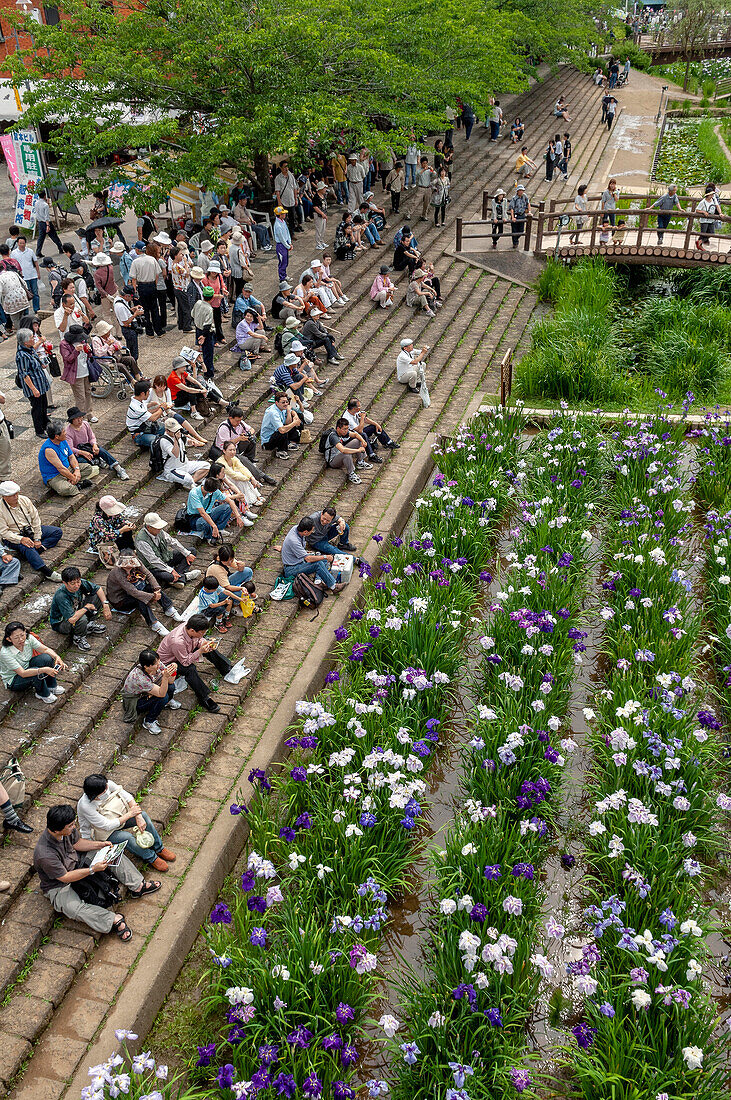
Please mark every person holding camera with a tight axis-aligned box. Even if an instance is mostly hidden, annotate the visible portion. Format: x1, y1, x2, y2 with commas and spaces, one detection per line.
113, 285, 144, 361
157, 419, 210, 490
60, 324, 97, 423
260, 391, 301, 461
39, 419, 99, 498
0, 482, 62, 581
1, 619, 66, 702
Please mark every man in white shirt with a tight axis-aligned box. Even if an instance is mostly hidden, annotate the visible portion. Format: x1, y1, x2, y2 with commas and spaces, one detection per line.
126, 380, 165, 448
113, 286, 142, 359
54, 292, 87, 337
396, 336, 429, 393
416, 157, 436, 220
34, 190, 64, 258
156, 419, 209, 490
11, 237, 41, 311
274, 161, 300, 235
343, 396, 399, 463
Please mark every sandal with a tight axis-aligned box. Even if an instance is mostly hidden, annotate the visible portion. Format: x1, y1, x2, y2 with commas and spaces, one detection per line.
127, 880, 162, 899
113, 917, 133, 941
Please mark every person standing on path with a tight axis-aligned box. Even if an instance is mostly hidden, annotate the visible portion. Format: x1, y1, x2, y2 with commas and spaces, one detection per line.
16, 328, 51, 438
274, 161, 301, 235
461, 103, 475, 142
59, 325, 96, 423
651, 184, 682, 245
273, 207, 293, 282
404, 143, 420, 188
0, 392, 10, 479
312, 182, 329, 250
508, 185, 531, 249
432, 168, 451, 227
606, 96, 617, 131
491, 188, 508, 249
416, 157, 436, 221
488, 99, 503, 141
696, 184, 719, 250
569, 184, 589, 245
129, 242, 164, 338
601, 178, 618, 226
34, 190, 64, 258
10, 236, 41, 313
385, 162, 405, 214
346, 153, 366, 212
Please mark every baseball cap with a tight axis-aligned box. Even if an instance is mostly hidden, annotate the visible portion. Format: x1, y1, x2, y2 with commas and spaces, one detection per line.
144, 512, 167, 530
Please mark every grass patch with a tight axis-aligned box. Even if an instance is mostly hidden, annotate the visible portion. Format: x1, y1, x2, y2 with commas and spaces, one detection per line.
517, 259, 731, 404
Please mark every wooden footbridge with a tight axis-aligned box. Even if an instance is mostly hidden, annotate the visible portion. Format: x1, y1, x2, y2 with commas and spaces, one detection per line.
456, 192, 731, 269
633, 24, 731, 64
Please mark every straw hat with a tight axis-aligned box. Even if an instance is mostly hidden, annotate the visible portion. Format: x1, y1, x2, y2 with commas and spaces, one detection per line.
94, 320, 113, 336
92, 253, 112, 266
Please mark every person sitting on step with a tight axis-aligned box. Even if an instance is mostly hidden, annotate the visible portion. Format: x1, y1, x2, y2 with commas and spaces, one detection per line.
33, 803, 160, 942
78, 771, 176, 870
49, 565, 112, 652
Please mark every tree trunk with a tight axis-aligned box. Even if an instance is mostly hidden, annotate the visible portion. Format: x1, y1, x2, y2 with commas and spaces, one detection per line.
253, 151, 273, 197
683, 58, 690, 92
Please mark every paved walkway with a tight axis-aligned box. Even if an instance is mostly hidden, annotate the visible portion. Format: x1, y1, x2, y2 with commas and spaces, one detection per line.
0, 63, 636, 1100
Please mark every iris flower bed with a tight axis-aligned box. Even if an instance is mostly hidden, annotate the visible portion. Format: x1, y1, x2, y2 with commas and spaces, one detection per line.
191, 407, 526, 1099
81, 405, 731, 1100
384, 410, 610, 1098
563, 412, 729, 1100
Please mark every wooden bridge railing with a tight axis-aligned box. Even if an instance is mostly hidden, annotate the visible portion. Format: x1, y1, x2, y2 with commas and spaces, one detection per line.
534, 202, 731, 262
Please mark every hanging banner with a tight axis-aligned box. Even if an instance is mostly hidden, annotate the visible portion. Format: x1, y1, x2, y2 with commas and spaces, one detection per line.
1, 130, 42, 228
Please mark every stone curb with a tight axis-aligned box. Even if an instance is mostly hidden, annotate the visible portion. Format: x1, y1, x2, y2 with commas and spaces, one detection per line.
63, 427, 441, 1098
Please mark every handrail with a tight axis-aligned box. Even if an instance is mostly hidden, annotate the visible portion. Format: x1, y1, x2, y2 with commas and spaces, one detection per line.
481, 189, 731, 215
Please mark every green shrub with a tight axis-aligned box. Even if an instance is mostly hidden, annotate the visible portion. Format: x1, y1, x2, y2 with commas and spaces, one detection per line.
697, 116, 731, 182
561, 258, 622, 314
535, 260, 567, 304
516, 311, 630, 404
646, 330, 730, 395
703, 79, 716, 99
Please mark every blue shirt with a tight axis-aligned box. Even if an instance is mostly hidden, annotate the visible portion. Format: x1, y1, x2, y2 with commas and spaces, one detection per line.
260, 404, 286, 444
39, 439, 73, 484
273, 219, 291, 248
235, 293, 262, 314
198, 584, 228, 611
186, 485, 226, 516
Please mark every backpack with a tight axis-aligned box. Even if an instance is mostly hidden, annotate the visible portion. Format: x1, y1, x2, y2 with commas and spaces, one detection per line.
149, 436, 166, 475
271, 293, 283, 319
318, 428, 334, 456
293, 573, 325, 617
70, 867, 121, 909
274, 330, 284, 355
231, 304, 244, 329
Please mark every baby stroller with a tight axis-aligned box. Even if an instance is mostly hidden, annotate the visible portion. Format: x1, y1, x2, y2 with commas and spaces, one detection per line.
89, 354, 134, 401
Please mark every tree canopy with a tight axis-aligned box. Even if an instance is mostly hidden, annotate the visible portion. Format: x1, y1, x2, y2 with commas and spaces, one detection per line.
8, 0, 596, 207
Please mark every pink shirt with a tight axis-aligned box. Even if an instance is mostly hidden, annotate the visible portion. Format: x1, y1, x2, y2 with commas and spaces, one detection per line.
65, 421, 97, 455
157, 623, 202, 665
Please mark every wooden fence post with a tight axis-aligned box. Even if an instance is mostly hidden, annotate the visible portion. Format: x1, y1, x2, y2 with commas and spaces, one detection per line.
456, 218, 463, 252
482, 191, 490, 221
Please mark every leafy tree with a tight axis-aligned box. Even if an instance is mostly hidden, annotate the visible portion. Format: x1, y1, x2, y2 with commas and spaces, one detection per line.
9, 0, 594, 208
665, 0, 717, 90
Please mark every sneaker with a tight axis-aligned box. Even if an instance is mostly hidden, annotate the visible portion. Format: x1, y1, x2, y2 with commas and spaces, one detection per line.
338, 297, 348, 305
339, 541, 357, 552
87, 415, 99, 424
386, 440, 400, 449
356, 460, 373, 470
114, 465, 130, 480
348, 472, 362, 484
86, 622, 107, 634
151, 621, 170, 637
370, 453, 383, 464
321, 378, 330, 385
203, 698, 220, 713
184, 569, 202, 582
425, 309, 436, 317
241, 516, 255, 527
190, 410, 205, 421
288, 441, 299, 450
73, 637, 91, 651
143, 719, 162, 734
261, 474, 277, 486
79, 479, 93, 490
34, 691, 56, 703
276, 450, 290, 460
171, 580, 186, 589
51, 684, 65, 695
168, 698, 182, 709
166, 608, 186, 622
246, 510, 259, 519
